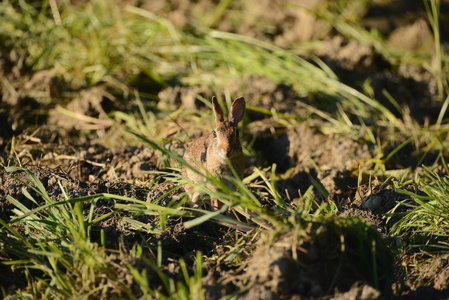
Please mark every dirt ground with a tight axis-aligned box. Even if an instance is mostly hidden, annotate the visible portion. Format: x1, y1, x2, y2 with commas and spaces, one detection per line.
2, 0, 449, 299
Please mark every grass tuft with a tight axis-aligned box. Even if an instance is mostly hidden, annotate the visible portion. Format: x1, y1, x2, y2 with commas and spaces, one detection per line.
391, 166, 449, 250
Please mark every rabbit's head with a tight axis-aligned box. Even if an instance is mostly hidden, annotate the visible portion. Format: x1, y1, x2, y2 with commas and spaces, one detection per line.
211, 96, 245, 160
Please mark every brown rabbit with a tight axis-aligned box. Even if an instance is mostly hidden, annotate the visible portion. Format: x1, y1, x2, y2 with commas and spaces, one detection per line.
182, 96, 246, 211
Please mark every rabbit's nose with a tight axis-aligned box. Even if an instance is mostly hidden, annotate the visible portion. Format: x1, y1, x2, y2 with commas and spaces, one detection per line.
222, 146, 231, 157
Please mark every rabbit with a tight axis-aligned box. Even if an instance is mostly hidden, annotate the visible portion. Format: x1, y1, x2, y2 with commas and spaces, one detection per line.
182, 96, 246, 211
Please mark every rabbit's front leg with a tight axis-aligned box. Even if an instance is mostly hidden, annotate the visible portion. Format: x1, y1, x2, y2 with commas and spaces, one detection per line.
211, 198, 221, 211
188, 191, 201, 209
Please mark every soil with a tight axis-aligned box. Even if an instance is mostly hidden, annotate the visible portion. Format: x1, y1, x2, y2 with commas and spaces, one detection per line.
2, 0, 449, 299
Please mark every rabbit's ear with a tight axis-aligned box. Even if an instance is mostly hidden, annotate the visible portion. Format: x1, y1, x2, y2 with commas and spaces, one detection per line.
212, 96, 224, 125
229, 97, 246, 125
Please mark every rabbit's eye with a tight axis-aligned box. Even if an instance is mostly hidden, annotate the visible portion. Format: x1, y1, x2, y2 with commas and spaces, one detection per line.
212, 130, 217, 138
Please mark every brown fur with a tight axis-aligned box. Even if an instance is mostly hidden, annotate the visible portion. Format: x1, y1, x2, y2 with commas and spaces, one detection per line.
182, 96, 246, 211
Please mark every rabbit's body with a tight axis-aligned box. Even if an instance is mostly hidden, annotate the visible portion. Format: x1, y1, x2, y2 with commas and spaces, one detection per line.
182, 96, 246, 211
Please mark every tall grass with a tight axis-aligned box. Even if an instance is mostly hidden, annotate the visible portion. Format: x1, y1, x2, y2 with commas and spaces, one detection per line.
0, 0, 175, 88
424, 0, 446, 102
1, 153, 339, 297
0, 1, 403, 125
1, 167, 119, 297
5, 0, 445, 166
0, 166, 225, 297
